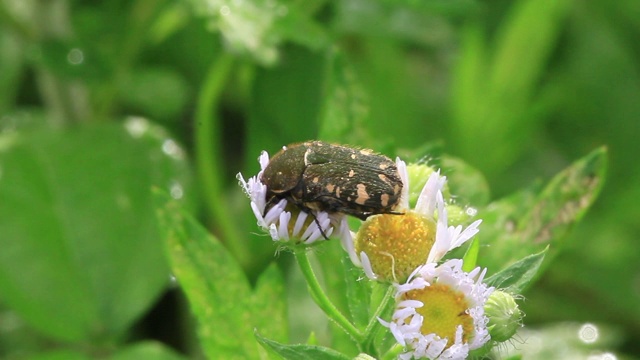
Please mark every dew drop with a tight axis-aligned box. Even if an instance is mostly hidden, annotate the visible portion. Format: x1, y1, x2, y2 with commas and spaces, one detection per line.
465, 207, 478, 217
578, 323, 599, 344
162, 139, 183, 160
168, 274, 177, 284
67, 48, 84, 65
588, 352, 617, 360
124, 116, 149, 138
170, 181, 184, 200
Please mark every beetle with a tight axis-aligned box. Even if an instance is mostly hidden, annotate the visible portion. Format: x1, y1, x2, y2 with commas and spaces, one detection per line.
261, 141, 403, 237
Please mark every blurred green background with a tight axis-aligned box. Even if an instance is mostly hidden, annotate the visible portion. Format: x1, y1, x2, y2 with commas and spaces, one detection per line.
0, 0, 638, 358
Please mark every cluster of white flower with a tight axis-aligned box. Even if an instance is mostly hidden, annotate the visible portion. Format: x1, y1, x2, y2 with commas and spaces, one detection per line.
238, 150, 494, 360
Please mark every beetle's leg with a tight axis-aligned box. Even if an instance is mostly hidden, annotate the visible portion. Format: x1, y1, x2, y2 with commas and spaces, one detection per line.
262, 193, 284, 217
311, 212, 331, 240
296, 204, 331, 240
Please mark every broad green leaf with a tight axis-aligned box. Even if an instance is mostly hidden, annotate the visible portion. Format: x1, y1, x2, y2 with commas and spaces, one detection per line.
252, 263, 289, 345
33, 39, 111, 82
342, 256, 371, 328
0, 120, 192, 342
156, 191, 259, 359
110, 342, 187, 360
256, 332, 351, 360
478, 148, 606, 273
185, 0, 327, 65
318, 51, 369, 144
485, 247, 548, 294
246, 46, 325, 166
309, 242, 357, 355
346, 39, 424, 151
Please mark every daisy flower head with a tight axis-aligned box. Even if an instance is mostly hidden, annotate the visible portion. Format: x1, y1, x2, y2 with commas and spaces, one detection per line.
380, 259, 494, 360
354, 161, 482, 283
237, 149, 353, 249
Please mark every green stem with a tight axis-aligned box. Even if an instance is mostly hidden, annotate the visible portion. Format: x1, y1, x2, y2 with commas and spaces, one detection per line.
195, 53, 247, 265
295, 249, 363, 343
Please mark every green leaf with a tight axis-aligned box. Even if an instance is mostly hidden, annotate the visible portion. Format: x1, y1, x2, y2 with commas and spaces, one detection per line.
110, 342, 187, 360
485, 247, 548, 294
518, 147, 607, 248
342, 256, 371, 329
478, 148, 607, 273
318, 50, 369, 144
33, 39, 111, 82
252, 263, 289, 345
256, 332, 351, 360
156, 191, 259, 359
246, 45, 326, 173
0, 120, 192, 342
462, 238, 480, 272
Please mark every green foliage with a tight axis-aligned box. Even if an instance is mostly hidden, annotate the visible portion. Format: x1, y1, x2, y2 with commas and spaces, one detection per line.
477, 147, 607, 273
156, 191, 287, 359
256, 333, 351, 360
0, 121, 191, 345
1, 0, 638, 358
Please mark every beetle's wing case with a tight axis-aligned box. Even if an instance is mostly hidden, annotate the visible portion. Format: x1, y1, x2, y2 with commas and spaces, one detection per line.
301, 142, 402, 217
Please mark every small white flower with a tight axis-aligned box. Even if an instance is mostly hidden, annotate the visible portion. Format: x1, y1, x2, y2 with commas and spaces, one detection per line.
237, 150, 353, 247
357, 160, 482, 281
382, 259, 494, 360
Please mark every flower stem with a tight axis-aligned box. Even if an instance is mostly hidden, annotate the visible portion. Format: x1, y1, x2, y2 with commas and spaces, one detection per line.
295, 249, 363, 343
194, 53, 248, 268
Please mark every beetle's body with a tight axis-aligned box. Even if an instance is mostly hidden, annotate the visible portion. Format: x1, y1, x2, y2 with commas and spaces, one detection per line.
261, 141, 403, 221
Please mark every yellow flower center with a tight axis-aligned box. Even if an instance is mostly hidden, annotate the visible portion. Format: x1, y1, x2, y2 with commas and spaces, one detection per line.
355, 211, 436, 282
404, 283, 474, 347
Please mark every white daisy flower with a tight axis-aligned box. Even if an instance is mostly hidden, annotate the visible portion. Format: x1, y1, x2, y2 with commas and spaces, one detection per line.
380, 259, 494, 360
355, 160, 482, 282
237, 150, 354, 248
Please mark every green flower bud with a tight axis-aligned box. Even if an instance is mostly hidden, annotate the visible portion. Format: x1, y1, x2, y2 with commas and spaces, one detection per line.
484, 290, 523, 342
445, 204, 472, 226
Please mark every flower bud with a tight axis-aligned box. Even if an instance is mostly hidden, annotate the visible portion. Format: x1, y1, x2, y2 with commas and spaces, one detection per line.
484, 290, 523, 342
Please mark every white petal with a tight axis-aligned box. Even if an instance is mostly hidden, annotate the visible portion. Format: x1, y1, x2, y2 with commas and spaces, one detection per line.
396, 157, 410, 210
360, 252, 377, 280
337, 217, 360, 266
258, 151, 270, 170
292, 211, 308, 237
415, 171, 446, 216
